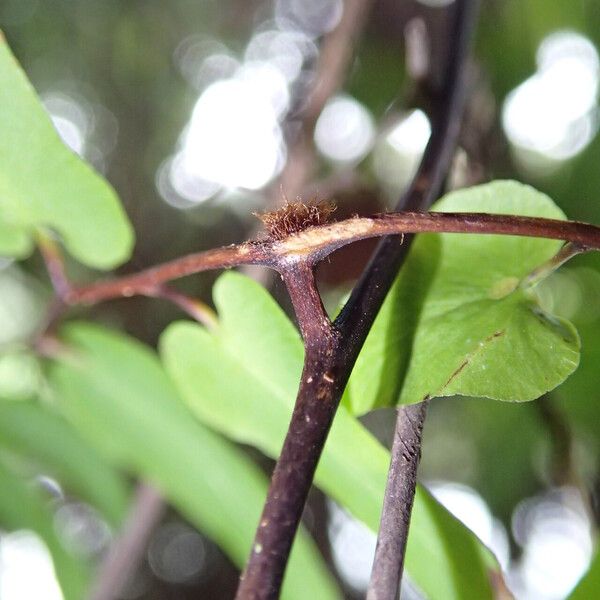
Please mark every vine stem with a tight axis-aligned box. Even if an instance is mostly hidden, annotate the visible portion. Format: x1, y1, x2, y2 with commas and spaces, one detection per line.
366, 403, 428, 600
88, 483, 165, 600
64, 212, 600, 308
363, 1, 478, 596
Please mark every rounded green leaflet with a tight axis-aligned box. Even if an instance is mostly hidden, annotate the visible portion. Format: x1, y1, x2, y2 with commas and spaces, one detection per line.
346, 180, 581, 413
0, 33, 134, 269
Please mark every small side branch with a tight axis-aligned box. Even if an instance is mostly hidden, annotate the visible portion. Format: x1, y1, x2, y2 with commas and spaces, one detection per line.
65, 242, 272, 306
523, 242, 589, 289
88, 483, 165, 600
367, 402, 428, 600
145, 285, 219, 331
36, 231, 72, 300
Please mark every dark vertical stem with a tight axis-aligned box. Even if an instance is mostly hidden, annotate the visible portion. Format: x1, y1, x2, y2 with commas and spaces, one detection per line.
366, 403, 427, 600
336, 0, 477, 339
365, 1, 478, 598
236, 1, 478, 598
368, 0, 477, 600
236, 264, 340, 600
235, 355, 340, 600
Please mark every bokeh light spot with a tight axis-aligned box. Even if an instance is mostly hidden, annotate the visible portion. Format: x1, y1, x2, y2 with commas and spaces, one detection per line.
314, 95, 375, 163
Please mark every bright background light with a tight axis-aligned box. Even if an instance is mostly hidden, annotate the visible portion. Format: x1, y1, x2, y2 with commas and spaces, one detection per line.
502, 30, 599, 173
314, 95, 376, 163
0, 532, 64, 600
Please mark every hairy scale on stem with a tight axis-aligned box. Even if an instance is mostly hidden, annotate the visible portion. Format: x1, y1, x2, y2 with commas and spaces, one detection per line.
254, 200, 337, 241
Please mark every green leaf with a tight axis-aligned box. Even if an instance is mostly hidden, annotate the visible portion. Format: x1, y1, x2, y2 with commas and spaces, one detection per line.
0, 350, 42, 400
0, 213, 32, 257
0, 32, 134, 269
48, 322, 339, 600
0, 457, 89, 600
0, 266, 48, 347
0, 401, 130, 525
346, 180, 580, 413
160, 271, 496, 600
343, 234, 439, 414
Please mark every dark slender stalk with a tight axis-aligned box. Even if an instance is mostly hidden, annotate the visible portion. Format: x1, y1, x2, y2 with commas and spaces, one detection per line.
237, 2, 478, 598
367, 403, 428, 600
237, 264, 340, 599
363, 2, 478, 597
235, 354, 341, 600
88, 483, 165, 600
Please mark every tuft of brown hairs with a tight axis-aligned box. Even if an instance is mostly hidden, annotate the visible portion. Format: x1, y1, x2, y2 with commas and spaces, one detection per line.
255, 200, 337, 241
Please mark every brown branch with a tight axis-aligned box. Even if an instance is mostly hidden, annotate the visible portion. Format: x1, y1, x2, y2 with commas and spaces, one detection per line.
65, 242, 271, 306
88, 483, 165, 600
35, 228, 221, 331
275, 211, 600, 262
236, 264, 339, 598
61, 211, 600, 309
36, 231, 72, 300
367, 403, 428, 600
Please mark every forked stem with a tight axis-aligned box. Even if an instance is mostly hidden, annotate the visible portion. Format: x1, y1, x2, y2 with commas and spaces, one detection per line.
236, 263, 340, 599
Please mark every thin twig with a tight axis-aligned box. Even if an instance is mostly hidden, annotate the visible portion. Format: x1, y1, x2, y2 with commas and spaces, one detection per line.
88, 483, 165, 600
36, 230, 72, 300
64, 211, 600, 308
145, 285, 219, 331
367, 403, 428, 600
364, 1, 478, 597
65, 242, 271, 305
522, 241, 588, 289
35, 229, 221, 330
